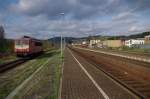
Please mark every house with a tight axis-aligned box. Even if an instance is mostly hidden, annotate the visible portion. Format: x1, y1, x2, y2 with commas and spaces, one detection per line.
125, 39, 144, 47
89, 39, 124, 48
97, 42, 104, 48
145, 35, 150, 44
89, 39, 101, 46
89, 39, 101, 48
72, 39, 88, 46
104, 40, 124, 48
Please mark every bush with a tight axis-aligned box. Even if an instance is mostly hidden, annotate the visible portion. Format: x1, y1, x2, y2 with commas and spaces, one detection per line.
0, 39, 13, 53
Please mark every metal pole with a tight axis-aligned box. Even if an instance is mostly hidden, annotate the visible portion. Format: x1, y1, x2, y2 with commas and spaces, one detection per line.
60, 13, 64, 57
64, 37, 66, 50
61, 32, 62, 57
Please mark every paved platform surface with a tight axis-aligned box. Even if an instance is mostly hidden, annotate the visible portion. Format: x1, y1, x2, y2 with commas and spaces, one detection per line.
61, 48, 104, 99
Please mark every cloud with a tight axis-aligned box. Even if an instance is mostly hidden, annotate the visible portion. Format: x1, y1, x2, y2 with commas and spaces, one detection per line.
129, 26, 137, 32
0, 14, 4, 24
0, 0, 150, 39
10, 0, 150, 21
4, 15, 138, 39
10, 0, 120, 20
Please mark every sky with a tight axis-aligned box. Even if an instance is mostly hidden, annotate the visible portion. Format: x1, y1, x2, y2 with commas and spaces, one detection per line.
0, 0, 150, 39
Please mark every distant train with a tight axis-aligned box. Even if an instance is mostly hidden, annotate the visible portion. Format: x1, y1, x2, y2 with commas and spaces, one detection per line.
14, 36, 43, 57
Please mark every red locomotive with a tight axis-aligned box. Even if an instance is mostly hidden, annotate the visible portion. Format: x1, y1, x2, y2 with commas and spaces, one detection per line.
14, 36, 43, 57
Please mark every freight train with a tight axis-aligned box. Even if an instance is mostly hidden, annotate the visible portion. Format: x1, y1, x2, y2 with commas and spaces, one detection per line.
14, 36, 43, 57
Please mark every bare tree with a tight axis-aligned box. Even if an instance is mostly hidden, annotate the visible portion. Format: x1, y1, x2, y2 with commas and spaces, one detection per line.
0, 25, 4, 39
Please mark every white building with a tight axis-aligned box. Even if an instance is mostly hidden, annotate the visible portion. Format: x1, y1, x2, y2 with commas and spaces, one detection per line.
145, 35, 150, 44
89, 39, 101, 46
82, 41, 87, 45
125, 39, 144, 47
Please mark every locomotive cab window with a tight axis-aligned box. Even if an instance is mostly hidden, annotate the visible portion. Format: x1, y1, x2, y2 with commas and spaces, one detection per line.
15, 40, 29, 45
15, 40, 20, 45
35, 42, 42, 46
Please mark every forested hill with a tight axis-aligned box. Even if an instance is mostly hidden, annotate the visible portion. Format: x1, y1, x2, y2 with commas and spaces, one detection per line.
108, 31, 150, 40
127, 31, 150, 39
48, 31, 150, 43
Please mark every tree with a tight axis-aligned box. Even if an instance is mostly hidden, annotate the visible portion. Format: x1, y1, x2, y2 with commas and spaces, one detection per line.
0, 25, 4, 39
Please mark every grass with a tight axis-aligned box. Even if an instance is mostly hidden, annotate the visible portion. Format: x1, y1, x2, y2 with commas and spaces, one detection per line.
97, 46, 150, 56
50, 61, 62, 99
118, 46, 150, 52
0, 50, 60, 99
0, 59, 45, 98
0, 55, 17, 65
116, 48, 150, 55
13, 50, 62, 99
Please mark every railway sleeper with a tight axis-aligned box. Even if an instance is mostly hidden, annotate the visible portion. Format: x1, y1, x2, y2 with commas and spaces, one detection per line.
106, 70, 120, 73
104, 68, 126, 75
101, 66, 114, 70
141, 92, 150, 97
103, 69, 121, 75
115, 75, 129, 79
137, 88, 150, 92
106, 73, 131, 81
116, 77, 133, 81
124, 81, 142, 85
111, 73, 127, 77
132, 84, 150, 89
119, 77, 136, 81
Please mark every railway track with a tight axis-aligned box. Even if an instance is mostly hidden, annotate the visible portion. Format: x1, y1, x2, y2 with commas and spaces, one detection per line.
71, 47, 150, 99
0, 52, 45, 73
0, 59, 27, 73
90, 62, 150, 99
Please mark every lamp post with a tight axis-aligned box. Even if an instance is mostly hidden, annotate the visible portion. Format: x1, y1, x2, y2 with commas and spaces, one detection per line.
64, 37, 66, 50
60, 13, 64, 57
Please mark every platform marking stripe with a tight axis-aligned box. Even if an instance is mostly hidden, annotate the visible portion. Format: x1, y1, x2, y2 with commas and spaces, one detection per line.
69, 49, 110, 99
